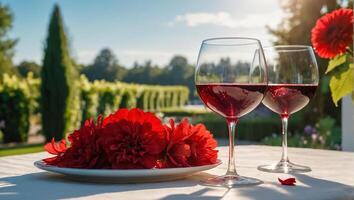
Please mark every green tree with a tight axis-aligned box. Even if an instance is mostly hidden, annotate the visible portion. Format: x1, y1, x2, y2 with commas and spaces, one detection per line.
167, 56, 193, 83
268, 0, 339, 123
17, 61, 41, 78
165, 56, 194, 99
123, 61, 165, 84
81, 48, 126, 81
0, 3, 17, 76
41, 4, 78, 141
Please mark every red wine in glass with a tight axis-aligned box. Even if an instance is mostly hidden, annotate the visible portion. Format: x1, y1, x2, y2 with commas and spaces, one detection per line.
257, 45, 319, 174
196, 37, 267, 187
262, 84, 317, 118
196, 83, 267, 119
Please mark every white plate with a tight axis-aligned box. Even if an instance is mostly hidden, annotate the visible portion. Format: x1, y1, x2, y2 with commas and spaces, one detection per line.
34, 160, 221, 183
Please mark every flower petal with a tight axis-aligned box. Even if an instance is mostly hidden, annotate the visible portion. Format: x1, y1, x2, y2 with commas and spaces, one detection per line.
44, 138, 59, 155
278, 178, 296, 186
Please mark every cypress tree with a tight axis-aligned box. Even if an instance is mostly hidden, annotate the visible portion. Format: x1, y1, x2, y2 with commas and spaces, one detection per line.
41, 4, 78, 141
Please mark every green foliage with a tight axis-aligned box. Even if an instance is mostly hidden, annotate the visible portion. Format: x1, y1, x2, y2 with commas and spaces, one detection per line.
323, 52, 353, 106
123, 61, 165, 84
262, 116, 341, 150
40, 5, 79, 141
79, 76, 99, 124
0, 74, 31, 143
17, 61, 41, 78
81, 48, 127, 81
193, 113, 305, 141
329, 63, 353, 106
78, 75, 189, 124
0, 3, 18, 76
326, 54, 347, 74
0, 73, 189, 142
80, 53, 196, 100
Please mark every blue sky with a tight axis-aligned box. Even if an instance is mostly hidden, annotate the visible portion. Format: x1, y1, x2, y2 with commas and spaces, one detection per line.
2, 0, 284, 67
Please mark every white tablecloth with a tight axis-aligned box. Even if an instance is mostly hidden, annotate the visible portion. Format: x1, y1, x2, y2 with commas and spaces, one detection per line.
0, 145, 353, 200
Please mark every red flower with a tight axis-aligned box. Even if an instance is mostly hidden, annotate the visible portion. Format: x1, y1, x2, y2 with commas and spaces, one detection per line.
278, 177, 296, 186
162, 118, 218, 168
43, 116, 109, 169
61, 116, 109, 168
42, 108, 218, 169
43, 138, 67, 165
311, 8, 353, 58
99, 108, 167, 169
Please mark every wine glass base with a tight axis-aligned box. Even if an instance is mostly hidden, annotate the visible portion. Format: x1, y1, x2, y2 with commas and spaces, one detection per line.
200, 174, 263, 188
258, 160, 311, 173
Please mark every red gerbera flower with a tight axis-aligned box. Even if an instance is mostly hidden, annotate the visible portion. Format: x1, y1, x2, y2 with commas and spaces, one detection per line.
162, 118, 218, 168
311, 8, 353, 59
99, 108, 167, 169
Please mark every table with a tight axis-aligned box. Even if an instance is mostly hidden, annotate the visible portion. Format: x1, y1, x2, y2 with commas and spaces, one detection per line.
1, 145, 354, 200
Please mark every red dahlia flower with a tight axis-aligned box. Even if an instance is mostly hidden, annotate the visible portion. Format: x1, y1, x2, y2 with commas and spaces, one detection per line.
162, 119, 218, 168
60, 116, 109, 168
311, 8, 353, 58
44, 116, 109, 169
99, 108, 166, 169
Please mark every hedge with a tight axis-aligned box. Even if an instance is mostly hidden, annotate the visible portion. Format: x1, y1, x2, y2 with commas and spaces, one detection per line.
0, 74, 189, 143
0, 74, 38, 143
193, 113, 306, 141
79, 76, 189, 122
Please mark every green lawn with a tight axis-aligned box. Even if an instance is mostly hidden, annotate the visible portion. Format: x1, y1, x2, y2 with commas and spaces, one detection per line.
0, 144, 44, 157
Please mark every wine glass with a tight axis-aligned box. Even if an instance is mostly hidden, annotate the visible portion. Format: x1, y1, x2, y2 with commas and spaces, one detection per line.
257, 45, 319, 173
195, 37, 268, 187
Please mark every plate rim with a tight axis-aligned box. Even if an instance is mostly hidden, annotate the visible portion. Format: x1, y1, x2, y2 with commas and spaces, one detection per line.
34, 159, 222, 177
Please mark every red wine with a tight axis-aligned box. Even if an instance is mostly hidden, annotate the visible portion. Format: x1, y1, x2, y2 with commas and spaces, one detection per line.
196, 83, 267, 119
262, 84, 317, 118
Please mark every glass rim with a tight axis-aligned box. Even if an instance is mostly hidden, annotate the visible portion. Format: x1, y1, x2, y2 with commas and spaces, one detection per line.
263, 45, 314, 52
202, 37, 261, 46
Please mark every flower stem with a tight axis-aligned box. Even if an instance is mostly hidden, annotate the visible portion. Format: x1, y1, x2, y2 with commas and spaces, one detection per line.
226, 118, 238, 176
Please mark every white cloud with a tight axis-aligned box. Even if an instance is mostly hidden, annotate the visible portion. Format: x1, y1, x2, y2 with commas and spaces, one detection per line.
169, 11, 282, 29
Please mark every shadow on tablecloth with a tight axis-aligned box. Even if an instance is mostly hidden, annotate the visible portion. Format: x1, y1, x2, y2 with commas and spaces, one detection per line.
1, 172, 354, 200
0, 172, 217, 200
235, 174, 354, 200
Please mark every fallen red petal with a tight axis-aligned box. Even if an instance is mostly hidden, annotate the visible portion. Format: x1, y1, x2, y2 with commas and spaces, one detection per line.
278, 178, 296, 186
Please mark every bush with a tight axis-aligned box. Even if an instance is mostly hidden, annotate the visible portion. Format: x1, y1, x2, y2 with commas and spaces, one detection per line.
0, 74, 31, 143
262, 116, 341, 150
193, 112, 306, 141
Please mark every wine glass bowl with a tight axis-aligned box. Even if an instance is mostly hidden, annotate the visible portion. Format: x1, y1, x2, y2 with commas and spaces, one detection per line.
195, 37, 267, 187
258, 45, 319, 173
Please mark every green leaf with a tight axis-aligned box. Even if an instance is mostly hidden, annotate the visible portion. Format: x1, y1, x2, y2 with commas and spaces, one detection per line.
329, 63, 353, 106
326, 54, 347, 74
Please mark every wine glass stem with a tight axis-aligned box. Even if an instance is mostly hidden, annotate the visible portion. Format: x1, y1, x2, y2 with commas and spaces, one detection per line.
226, 118, 238, 176
280, 116, 289, 162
